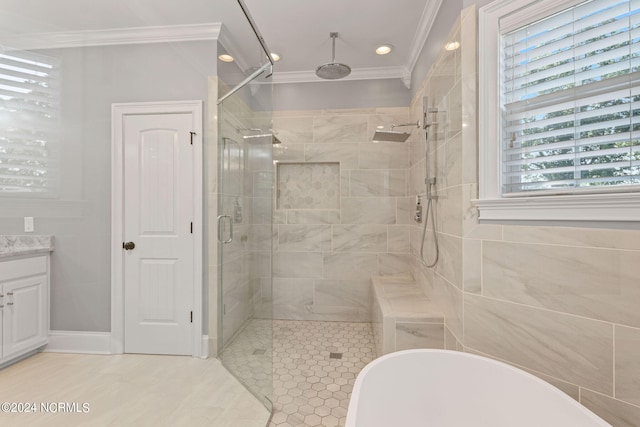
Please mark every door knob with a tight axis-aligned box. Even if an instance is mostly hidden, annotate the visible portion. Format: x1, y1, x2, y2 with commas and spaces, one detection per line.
123, 241, 136, 250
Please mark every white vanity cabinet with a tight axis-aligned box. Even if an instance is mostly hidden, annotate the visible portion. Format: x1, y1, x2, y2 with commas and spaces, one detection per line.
0, 254, 49, 365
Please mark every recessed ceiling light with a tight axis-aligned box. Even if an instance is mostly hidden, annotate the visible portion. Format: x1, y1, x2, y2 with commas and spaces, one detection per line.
445, 41, 460, 51
376, 125, 385, 129
218, 54, 234, 62
375, 44, 393, 55
270, 53, 281, 62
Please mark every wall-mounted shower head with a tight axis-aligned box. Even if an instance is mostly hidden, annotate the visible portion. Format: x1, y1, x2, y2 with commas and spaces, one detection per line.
372, 130, 411, 143
372, 121, 419, 143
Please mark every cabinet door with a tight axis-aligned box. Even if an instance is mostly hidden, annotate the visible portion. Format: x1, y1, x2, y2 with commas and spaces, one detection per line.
2, 275, 48, 361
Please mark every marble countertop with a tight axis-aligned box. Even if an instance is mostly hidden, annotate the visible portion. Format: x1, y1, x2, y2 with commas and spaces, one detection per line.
0, 235, 55, 259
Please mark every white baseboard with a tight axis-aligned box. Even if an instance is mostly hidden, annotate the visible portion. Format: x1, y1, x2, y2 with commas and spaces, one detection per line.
45, 330, 112, 354
205, 335, 217, 358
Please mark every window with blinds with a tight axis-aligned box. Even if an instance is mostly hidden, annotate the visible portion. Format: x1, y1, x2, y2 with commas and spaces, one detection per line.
0, 49, 59, 195
501, 0, 640, 196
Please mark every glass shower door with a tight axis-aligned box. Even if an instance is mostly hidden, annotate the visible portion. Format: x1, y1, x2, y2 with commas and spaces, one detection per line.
217, 74, 273, 408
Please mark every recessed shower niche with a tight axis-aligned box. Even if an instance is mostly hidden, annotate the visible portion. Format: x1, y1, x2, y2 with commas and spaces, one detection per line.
276, 162, 340, 209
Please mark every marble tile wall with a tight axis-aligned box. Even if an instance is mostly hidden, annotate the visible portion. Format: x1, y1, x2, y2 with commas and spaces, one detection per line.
407, 5, 640, 425
272, 107, 411, 322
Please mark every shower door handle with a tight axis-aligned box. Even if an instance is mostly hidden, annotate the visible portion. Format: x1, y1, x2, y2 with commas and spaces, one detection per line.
217, 215, 233, 244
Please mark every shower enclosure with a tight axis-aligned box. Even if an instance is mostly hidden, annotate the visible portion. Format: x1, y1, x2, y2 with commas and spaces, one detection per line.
215, 0, 275, 411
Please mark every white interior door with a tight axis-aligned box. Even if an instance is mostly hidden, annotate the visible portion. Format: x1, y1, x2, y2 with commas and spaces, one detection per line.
122, 112, 195, 355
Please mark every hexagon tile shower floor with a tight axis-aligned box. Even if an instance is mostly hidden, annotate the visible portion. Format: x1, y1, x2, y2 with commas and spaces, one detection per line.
223, 319, 377, 427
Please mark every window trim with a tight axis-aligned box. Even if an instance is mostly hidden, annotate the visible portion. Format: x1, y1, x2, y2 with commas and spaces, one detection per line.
477, 0, 640, 222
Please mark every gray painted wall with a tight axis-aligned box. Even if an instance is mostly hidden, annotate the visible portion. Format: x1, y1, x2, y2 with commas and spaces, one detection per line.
0, 40, 216, 332
273, 78, 410, 111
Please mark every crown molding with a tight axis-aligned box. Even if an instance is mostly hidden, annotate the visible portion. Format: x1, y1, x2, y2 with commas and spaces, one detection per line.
1, 23, 222, 50
405, 0, 444, 80
271, 66, 409, 86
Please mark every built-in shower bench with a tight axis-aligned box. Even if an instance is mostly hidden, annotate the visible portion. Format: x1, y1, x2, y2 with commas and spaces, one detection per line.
370, 275, 444, 356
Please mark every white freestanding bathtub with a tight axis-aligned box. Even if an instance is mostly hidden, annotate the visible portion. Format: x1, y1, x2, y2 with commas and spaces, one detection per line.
345, 349, 611, 427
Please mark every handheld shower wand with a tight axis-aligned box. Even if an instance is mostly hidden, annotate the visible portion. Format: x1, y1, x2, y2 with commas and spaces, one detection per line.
418, 96, 439, 268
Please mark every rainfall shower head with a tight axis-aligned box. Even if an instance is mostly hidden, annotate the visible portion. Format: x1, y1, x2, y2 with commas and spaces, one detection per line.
372, 130, 411, 143
316, 32, 351, 80
372, 121, 420, 143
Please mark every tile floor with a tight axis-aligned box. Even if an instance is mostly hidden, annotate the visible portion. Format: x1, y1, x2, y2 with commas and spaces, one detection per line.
0, 352, 270, 427
221, 319, 377, 427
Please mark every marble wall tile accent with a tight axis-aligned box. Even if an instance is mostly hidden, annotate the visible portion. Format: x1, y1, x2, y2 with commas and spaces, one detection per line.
444, 327, 463, 351
273, 278, 314, 306
447, 81, 463, 138
341, 197, 397, 224
464, 294, 614, 394
307, 305, 365, 322
615, 325, 640, 406
434, 233, 463, 289
443, 132, 463, 189
278, 225, 332, 252
483, 240, 640, 327
461, 183, 480, 236
252, 171, 273, 198
251, 224, 273, 252
581, 390, 640, 427
438, 185, 463, 237
387, 225, 410, 253
375, 107, 410, 115
464, 347, 580, 400
323, 253, 378, 280
273, 210, 286, 224
359, 143, 410, 170
277, 162, 339, 210
378, 254, 411, 276
273, 143, 305, 162
433, 274, 464, 340
396, 197, 413, 225
304, 143, 359, 169
313, 279, 370, 310
503, 225, 640, 251
332, 225, 387, 252
341, 169, 350, 198
350, 170, 407, 197
273, 116, 313, 144
273, 252, 323, 278
464, 223, 502, 240
273, 108, 415, 322
462, 238, 481, 294
273, 109, 320, 117
396, 322, 444, 351
409, 159, 427, 197
286, 210, 340, 224
313, 115, 368, 143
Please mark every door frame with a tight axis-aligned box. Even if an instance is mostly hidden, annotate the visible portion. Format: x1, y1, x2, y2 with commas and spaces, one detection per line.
110, 100, 203, 357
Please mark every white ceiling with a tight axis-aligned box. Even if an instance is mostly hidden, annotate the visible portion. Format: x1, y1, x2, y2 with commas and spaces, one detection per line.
243, 0, 437, 81
0, 0, 441, 86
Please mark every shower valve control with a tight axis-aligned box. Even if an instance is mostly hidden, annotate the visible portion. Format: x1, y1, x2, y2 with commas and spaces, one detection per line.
414, 196, 423, 224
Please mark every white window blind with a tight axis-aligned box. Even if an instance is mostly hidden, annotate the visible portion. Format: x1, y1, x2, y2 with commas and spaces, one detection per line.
0, 49, 59, 194
501, 0, 640, 196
